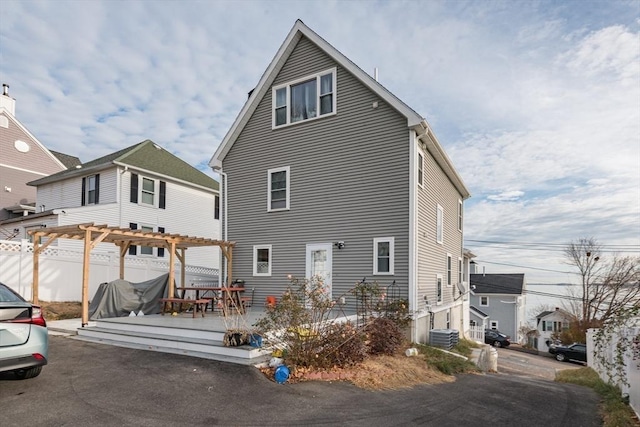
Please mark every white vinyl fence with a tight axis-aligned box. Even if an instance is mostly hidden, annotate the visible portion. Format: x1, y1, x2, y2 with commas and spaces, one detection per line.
587, 326, 640, 418
0, 239, 218, 302
469, 325, 485, 344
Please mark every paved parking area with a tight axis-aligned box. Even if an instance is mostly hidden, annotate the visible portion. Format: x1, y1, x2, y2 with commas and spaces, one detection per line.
1, 336, 600, 426
497, 347, 586, 379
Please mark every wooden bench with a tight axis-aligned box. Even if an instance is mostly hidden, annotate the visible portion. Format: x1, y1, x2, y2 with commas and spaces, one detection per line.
159, 298, 209, 318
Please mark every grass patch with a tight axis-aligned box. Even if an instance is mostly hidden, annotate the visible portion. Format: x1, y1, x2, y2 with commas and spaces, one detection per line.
556, 367, 638, 427
451, 338, 480, 357
416, 343, 479, 375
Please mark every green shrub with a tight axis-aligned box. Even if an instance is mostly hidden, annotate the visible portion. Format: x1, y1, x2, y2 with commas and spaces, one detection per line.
417, 344, 479, 375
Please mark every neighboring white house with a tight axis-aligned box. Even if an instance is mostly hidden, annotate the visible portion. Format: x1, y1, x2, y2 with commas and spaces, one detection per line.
534, 307, 572, 352
0, 140, 220, 269
469, 273, 527, 342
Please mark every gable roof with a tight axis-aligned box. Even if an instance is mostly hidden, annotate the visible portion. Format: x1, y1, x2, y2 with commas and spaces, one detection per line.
470, 273, 525, 295
50, 151, 82, 169
210, 19, 469, 199
536, 308, 572, 320
470, 305, 489, 319
29, 140, 218, 192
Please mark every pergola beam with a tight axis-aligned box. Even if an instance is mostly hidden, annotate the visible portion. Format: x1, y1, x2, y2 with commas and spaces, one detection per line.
27, 223, 235, 326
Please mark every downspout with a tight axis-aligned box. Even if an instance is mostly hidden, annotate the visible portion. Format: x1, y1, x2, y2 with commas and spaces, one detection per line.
408, 128, 418, 343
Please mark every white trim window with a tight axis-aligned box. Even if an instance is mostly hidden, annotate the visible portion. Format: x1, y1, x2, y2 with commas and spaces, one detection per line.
458, 258, 463, 285
373, 237, 394, 275
436, 205, 444, 244
267, 166, 290, 211
446, 254, 452, 286
490, 320, 499, 330
272, 68, 337, 128
458, 199, 463, 232
417, 152, 424, 187
436, 275, 443, 304
480, 296, 489, 307
141, 177, 155, 205
140, 225, 154, 255
253, 245, 272, 276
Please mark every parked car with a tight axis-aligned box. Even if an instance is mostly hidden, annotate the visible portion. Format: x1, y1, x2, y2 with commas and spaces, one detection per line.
485, 329, 511, 348
0, 282, 48, 379
548, 343, 587, 363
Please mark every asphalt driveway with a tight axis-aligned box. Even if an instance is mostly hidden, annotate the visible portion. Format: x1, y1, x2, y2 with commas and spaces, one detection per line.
1, 336, 600, 426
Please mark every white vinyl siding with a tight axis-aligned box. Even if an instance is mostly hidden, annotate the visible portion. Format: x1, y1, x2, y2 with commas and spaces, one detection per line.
253, 245, 272, 276
373, 237, 394, 275
267, 166, 290, 212
272, 68, 337, 128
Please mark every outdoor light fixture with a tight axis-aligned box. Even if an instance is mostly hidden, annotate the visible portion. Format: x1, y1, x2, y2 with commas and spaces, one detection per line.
335, 241, 345, 249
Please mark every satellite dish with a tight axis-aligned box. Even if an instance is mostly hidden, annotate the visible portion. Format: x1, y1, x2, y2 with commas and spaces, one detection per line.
456, 282, 465, 294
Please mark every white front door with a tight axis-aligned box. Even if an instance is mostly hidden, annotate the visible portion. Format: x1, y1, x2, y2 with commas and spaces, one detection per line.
306, 243, 332, 299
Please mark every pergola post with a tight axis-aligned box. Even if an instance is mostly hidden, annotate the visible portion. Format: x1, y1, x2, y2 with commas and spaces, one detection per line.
168, 241, 176, 298
81, 229, 91, 326
32, 239, 39, 304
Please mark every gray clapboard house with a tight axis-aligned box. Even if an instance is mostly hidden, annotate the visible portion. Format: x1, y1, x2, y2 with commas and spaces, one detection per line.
210, 20, 470, 344
469, 273, 526, 342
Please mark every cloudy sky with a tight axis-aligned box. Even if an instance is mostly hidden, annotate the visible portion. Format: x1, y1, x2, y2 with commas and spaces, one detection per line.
1, 0, 638, 284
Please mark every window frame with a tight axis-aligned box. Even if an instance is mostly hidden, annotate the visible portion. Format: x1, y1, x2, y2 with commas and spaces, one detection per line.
141, 177, 156, 206
458, 199, 463, 232
490, 320, 499, 330
446, 254, 452, 286
267, 166, 290, 212
436, 205, 444, 244
480, 296, 489, 307
139, 225, 154, 256
436, 274, 443, 304
253, 245, 272, 277
272, 68, 337, 129
373, 237, 394, 275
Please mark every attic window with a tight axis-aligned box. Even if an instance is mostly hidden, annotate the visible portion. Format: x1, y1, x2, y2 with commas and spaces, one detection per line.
272, 68, 336, 128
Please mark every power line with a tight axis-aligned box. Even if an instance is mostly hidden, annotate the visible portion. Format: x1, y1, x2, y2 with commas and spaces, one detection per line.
473, 259, 575, 274
466, 239, 640, 247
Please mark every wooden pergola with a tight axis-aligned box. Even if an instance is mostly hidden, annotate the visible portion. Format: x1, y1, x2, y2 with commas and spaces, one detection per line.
28, 223, 235, 326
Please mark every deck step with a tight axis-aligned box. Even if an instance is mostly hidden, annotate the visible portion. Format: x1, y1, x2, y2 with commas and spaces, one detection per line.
76, 326, 270, 366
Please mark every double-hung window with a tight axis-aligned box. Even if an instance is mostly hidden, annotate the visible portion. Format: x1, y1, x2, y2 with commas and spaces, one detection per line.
446, 254, 452, 286
480, 296, 489, 306
81, 174, 100, 206
253, 245, 272, 276
273, 68, 336, 128
458, 200, 463, 232
141, 177, 155, 205
268, 166, 290, 211
417, 152, 424, 186
436, 205, 444, 244
373, 237, 394, 275
436, 275, 443, 304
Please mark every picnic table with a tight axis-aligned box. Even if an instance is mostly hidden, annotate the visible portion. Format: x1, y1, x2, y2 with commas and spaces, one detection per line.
174, 286, 247, 314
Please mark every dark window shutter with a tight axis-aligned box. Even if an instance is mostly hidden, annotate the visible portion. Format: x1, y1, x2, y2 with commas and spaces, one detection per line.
128, 223, 137, 255
130, 173, 138, 203
81, 177, 86, 206
157, 227, 165, 257
94, 174, 100, 204
214, 195, 220, 220
159, 181, 166, 209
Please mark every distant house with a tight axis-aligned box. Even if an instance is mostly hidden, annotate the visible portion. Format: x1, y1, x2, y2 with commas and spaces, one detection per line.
534, 307, 573, 352
0, 84, 78, 223
469, 273, 526, 342
1, 140, 220, 268
210, 20, 471, 344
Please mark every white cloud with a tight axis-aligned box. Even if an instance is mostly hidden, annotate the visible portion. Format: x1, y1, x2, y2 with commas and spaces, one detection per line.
1, 0, 638, 284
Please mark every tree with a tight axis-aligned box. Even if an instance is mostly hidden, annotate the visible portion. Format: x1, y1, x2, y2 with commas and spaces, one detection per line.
563, 237, 640, 340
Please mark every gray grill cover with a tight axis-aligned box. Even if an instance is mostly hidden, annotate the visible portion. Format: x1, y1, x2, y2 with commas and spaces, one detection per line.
88, 274, 170, 320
